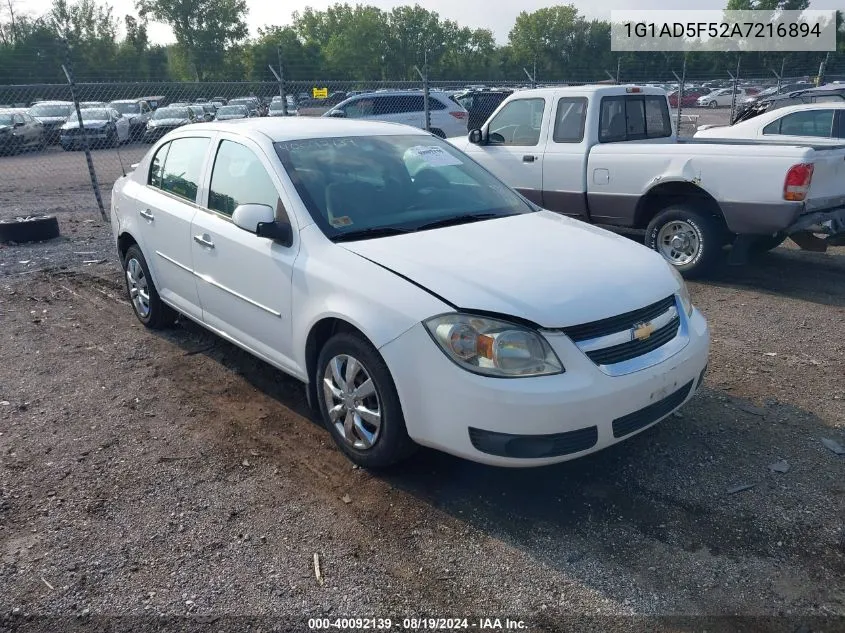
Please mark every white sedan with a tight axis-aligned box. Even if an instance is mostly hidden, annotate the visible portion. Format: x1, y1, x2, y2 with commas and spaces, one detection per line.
695, 102, 845, 143
110, 118, 710, 468
696, 88, 751, 108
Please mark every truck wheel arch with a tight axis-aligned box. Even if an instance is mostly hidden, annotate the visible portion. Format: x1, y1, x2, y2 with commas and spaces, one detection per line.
634, 181, 726, 231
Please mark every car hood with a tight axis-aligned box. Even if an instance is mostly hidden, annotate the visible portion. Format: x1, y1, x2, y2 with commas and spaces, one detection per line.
35, 117, 67, 125
61, 121, 108, 130
150, 119, 186, 126
339, 210, 679, 328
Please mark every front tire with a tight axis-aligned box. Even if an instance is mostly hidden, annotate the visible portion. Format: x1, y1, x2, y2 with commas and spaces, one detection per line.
315, 333, 416, 469
123, 245, 176, 329
646, 206, 727, 278
708, 101, 718, 109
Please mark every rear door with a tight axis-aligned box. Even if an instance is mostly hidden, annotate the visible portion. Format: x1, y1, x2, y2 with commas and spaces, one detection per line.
131, 136, 211, 319
541, 96, 589, 219
461, 97, 549, 205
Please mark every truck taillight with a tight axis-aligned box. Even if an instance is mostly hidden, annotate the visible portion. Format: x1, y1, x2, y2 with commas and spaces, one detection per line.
626, 87, 643, 93
449, 111, 467, 119
784, 163, 814, 201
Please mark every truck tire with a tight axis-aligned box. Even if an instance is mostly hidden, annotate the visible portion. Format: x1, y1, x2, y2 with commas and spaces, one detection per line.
749, 233, 787, 254
0, 215, 61, 243
646, 206, 726, 278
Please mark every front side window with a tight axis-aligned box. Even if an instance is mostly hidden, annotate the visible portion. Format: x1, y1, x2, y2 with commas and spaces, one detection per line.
275, 134, 534, 240
208, 141, 279, 216
159, 137, 210, 202
487, 98, 545, 146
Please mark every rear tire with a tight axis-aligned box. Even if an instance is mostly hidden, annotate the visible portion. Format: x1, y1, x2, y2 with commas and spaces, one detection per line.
315, 333, 416, 469
646, 206, 727, 278
123, 245, 177, 329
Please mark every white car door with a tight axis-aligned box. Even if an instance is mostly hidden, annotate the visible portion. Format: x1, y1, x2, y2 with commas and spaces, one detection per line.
131, 136, 211, 320
541, 96, 589, 220
190, 135, 299, 372
114, 111, 130, 142
460, 97, 549, 206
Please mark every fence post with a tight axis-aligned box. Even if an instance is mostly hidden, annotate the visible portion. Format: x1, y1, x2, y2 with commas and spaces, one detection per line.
278, 46, 288, 116
728, 54, 741, 124
61, 43, 108, 223
672, 55, 687, 135
414, 52, 430, 132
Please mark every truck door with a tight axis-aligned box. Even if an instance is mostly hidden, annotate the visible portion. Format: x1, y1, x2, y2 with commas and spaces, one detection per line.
541, 97, 589, 220
462, 97, 548, 205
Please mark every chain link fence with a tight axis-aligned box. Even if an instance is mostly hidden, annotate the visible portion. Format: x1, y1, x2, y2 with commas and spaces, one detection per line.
1, 59, 844, 219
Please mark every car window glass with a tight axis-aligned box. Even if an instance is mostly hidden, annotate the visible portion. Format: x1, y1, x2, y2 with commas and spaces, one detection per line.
762, 119, 781, 135
625, 99, 646, 137
159, 137, 210, 202
553, 97, 587, 143
209, 140, 279, 217
838, 113, 845, 139
770, 110, 835, 137
645, 96, 671, 138
12, 114, 23, 124
488, 98, 545, 146
148, 142, 170, 188
428, 96, 446, 111
342, 98, 373, 118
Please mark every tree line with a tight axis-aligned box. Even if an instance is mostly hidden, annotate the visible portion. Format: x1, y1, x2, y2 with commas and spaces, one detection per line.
0, 0, 842, 85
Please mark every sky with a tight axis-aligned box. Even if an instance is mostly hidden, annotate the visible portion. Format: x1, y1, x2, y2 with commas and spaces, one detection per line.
19, 0, 845, 45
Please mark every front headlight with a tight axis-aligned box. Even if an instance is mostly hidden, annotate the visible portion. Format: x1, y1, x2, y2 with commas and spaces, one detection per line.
668, 265, 694, 317
423, 313, 563, 378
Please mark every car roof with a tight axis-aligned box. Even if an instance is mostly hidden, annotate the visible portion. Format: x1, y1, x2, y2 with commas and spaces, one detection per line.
31, 100, 73, 105
181, 117, 431, 142
741, 101, 845, 126
109, 99, 146, 103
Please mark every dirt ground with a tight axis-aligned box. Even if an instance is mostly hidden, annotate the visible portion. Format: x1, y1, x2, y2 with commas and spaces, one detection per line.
1, 139, 844, 632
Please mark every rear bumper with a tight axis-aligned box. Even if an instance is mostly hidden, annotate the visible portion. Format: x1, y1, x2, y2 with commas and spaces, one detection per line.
721, 201, 804, 235
785, 204, 845, 237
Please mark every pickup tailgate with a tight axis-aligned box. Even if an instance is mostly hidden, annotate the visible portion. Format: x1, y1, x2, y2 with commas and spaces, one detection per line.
805, 146, 845, 212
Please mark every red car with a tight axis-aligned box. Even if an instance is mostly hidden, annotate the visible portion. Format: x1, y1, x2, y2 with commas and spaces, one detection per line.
668, 89, 709, 107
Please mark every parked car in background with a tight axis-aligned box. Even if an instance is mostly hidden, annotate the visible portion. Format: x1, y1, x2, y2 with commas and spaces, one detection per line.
667, 89, 710, 108
214, 105, 251, 121
0, 109, 45, 154
108, 99, 153, 141
110, 118, 709, 468
696, 103, 845, 143
267, 99, 298, 117
28, 100, 73, 144
79, 101, 107, 110
189, 105, 213, 122
742, 83, 814, 106
450, 85, 845, 276
140, 95, 166, 110
143, 106, 197, 143
696, 88, 752, 108
228, 97, 261, 117
60, 108, 129, 150
211, 97, 227, 107
731, 84, 845, 124
324, 90, 468, 137
453, 88, 513, 131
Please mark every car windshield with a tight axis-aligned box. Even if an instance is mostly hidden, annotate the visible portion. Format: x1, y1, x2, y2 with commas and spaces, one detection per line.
275, 134, 534, 240
0, 113, 14, 125
30, 104, 71, 117
110, 102, 140, 114
217, 106, 246, 116
70, 109, 110, 122
153, 108, 188, 120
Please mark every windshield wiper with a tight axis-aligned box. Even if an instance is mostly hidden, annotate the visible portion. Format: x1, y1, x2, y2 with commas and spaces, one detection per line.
414, 213, 500, 231
331, 227, 413, 242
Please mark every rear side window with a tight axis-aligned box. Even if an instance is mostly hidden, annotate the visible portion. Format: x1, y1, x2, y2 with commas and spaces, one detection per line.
599, 95, 671, 142
553, 97, 587, 143
765, 110, 835, 137
158, 137, 210, 202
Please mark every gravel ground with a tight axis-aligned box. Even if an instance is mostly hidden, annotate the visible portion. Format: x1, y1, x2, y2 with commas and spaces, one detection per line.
1, 130, 844, 632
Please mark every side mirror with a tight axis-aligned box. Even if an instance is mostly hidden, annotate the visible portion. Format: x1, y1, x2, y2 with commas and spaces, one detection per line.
468, 128, 483, 144
327, 110, 346, 118
256, 220, 293, 247
233, 203, 275, 233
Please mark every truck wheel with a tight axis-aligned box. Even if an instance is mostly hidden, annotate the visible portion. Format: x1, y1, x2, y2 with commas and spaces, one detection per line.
749, 233, 787, 254
646, 207, 726, 278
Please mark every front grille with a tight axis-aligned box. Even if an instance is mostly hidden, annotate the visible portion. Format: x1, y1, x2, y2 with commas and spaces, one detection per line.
562, 295, 675, 342
468, 425, 598, 459
586, 316, 680, 366
612, 380, 693, 439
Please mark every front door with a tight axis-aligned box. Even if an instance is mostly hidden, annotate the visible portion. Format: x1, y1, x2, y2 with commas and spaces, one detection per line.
461, 97, 548, 205
190, 137, 299, 371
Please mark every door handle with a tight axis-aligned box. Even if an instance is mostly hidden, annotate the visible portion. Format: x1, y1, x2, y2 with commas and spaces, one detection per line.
193, 234, 215, 249
523, 155, 536, 163
139, 209, 154, 221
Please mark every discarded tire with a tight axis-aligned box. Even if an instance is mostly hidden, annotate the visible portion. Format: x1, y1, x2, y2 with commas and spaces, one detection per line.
0, 215, 61, 244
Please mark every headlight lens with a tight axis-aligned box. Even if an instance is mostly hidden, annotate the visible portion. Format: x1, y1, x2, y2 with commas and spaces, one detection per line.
668, 265, 694, 316
423, 313, 563, 377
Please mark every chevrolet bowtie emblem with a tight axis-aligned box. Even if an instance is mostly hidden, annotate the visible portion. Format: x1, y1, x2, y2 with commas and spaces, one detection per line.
632, 321, 655, 341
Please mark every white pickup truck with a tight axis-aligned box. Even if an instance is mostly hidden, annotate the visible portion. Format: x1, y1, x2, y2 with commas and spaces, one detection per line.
449, 85, 845, 277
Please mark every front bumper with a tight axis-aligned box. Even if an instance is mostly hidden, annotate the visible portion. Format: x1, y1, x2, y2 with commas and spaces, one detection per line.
61, 131, 109, 147
380, 304, 710, 467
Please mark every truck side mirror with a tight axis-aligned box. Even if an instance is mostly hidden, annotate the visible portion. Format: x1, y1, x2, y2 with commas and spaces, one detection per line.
468, 129, 483, 144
